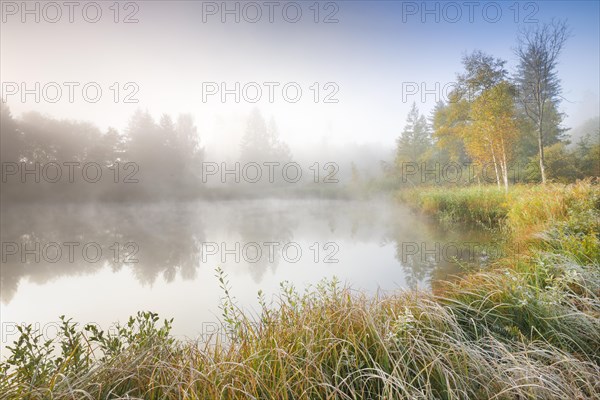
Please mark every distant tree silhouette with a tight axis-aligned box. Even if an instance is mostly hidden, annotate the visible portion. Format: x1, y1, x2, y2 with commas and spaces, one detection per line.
0, 103, 23, 164
240, 108, 291, 164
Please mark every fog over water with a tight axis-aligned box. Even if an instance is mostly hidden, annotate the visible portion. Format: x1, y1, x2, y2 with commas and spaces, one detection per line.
1, 0, 598, 358
1, 198, 498, 348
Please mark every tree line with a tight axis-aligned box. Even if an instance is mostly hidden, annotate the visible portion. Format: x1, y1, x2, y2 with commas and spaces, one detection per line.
0, 105, 293, 201
391, 20, 599, 191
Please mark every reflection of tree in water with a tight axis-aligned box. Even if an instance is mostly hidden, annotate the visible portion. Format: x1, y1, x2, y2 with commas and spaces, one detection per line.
110, 204, 205, 285
304, 200, 381, 239
1, 199, 499, 304
219, 199, 491, 289
225, 201, 297, 283
383, 207, 497, 289
203, 200, 387, 284
0, 203, 206, 303
382, 208, 434, 289
306, 200, 490, 290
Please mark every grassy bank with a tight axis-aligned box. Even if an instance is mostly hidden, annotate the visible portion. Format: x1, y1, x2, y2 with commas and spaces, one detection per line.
399, 181, 598, 245
1, 182, 599, 399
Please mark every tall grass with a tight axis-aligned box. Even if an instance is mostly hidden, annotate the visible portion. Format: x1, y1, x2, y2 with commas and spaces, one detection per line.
398, 185, 509, 229
400, 180, 599, 240
1, 181, 599, 399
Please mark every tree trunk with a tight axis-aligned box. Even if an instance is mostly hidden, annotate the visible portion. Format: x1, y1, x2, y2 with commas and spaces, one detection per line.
538, 102, 547, 184
500, 137, 509, 193
538, 124, 546, 184
491, 148, 500, 188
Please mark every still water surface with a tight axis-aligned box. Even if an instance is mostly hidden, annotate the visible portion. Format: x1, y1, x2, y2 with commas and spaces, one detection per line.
0, 199, 496, 351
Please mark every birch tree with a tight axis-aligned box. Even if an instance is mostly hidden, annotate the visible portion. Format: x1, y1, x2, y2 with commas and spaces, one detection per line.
515, 20, 570, 184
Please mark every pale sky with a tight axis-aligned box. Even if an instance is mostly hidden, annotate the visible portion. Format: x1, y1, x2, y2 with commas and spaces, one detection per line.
1, 0, 598, 153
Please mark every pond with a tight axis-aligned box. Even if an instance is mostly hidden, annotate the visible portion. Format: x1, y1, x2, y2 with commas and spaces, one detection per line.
0, 198, 498, 352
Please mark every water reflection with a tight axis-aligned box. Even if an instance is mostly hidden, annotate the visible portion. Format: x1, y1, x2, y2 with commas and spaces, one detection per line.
1, 199, 496, 305
1, 202, 206, 303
